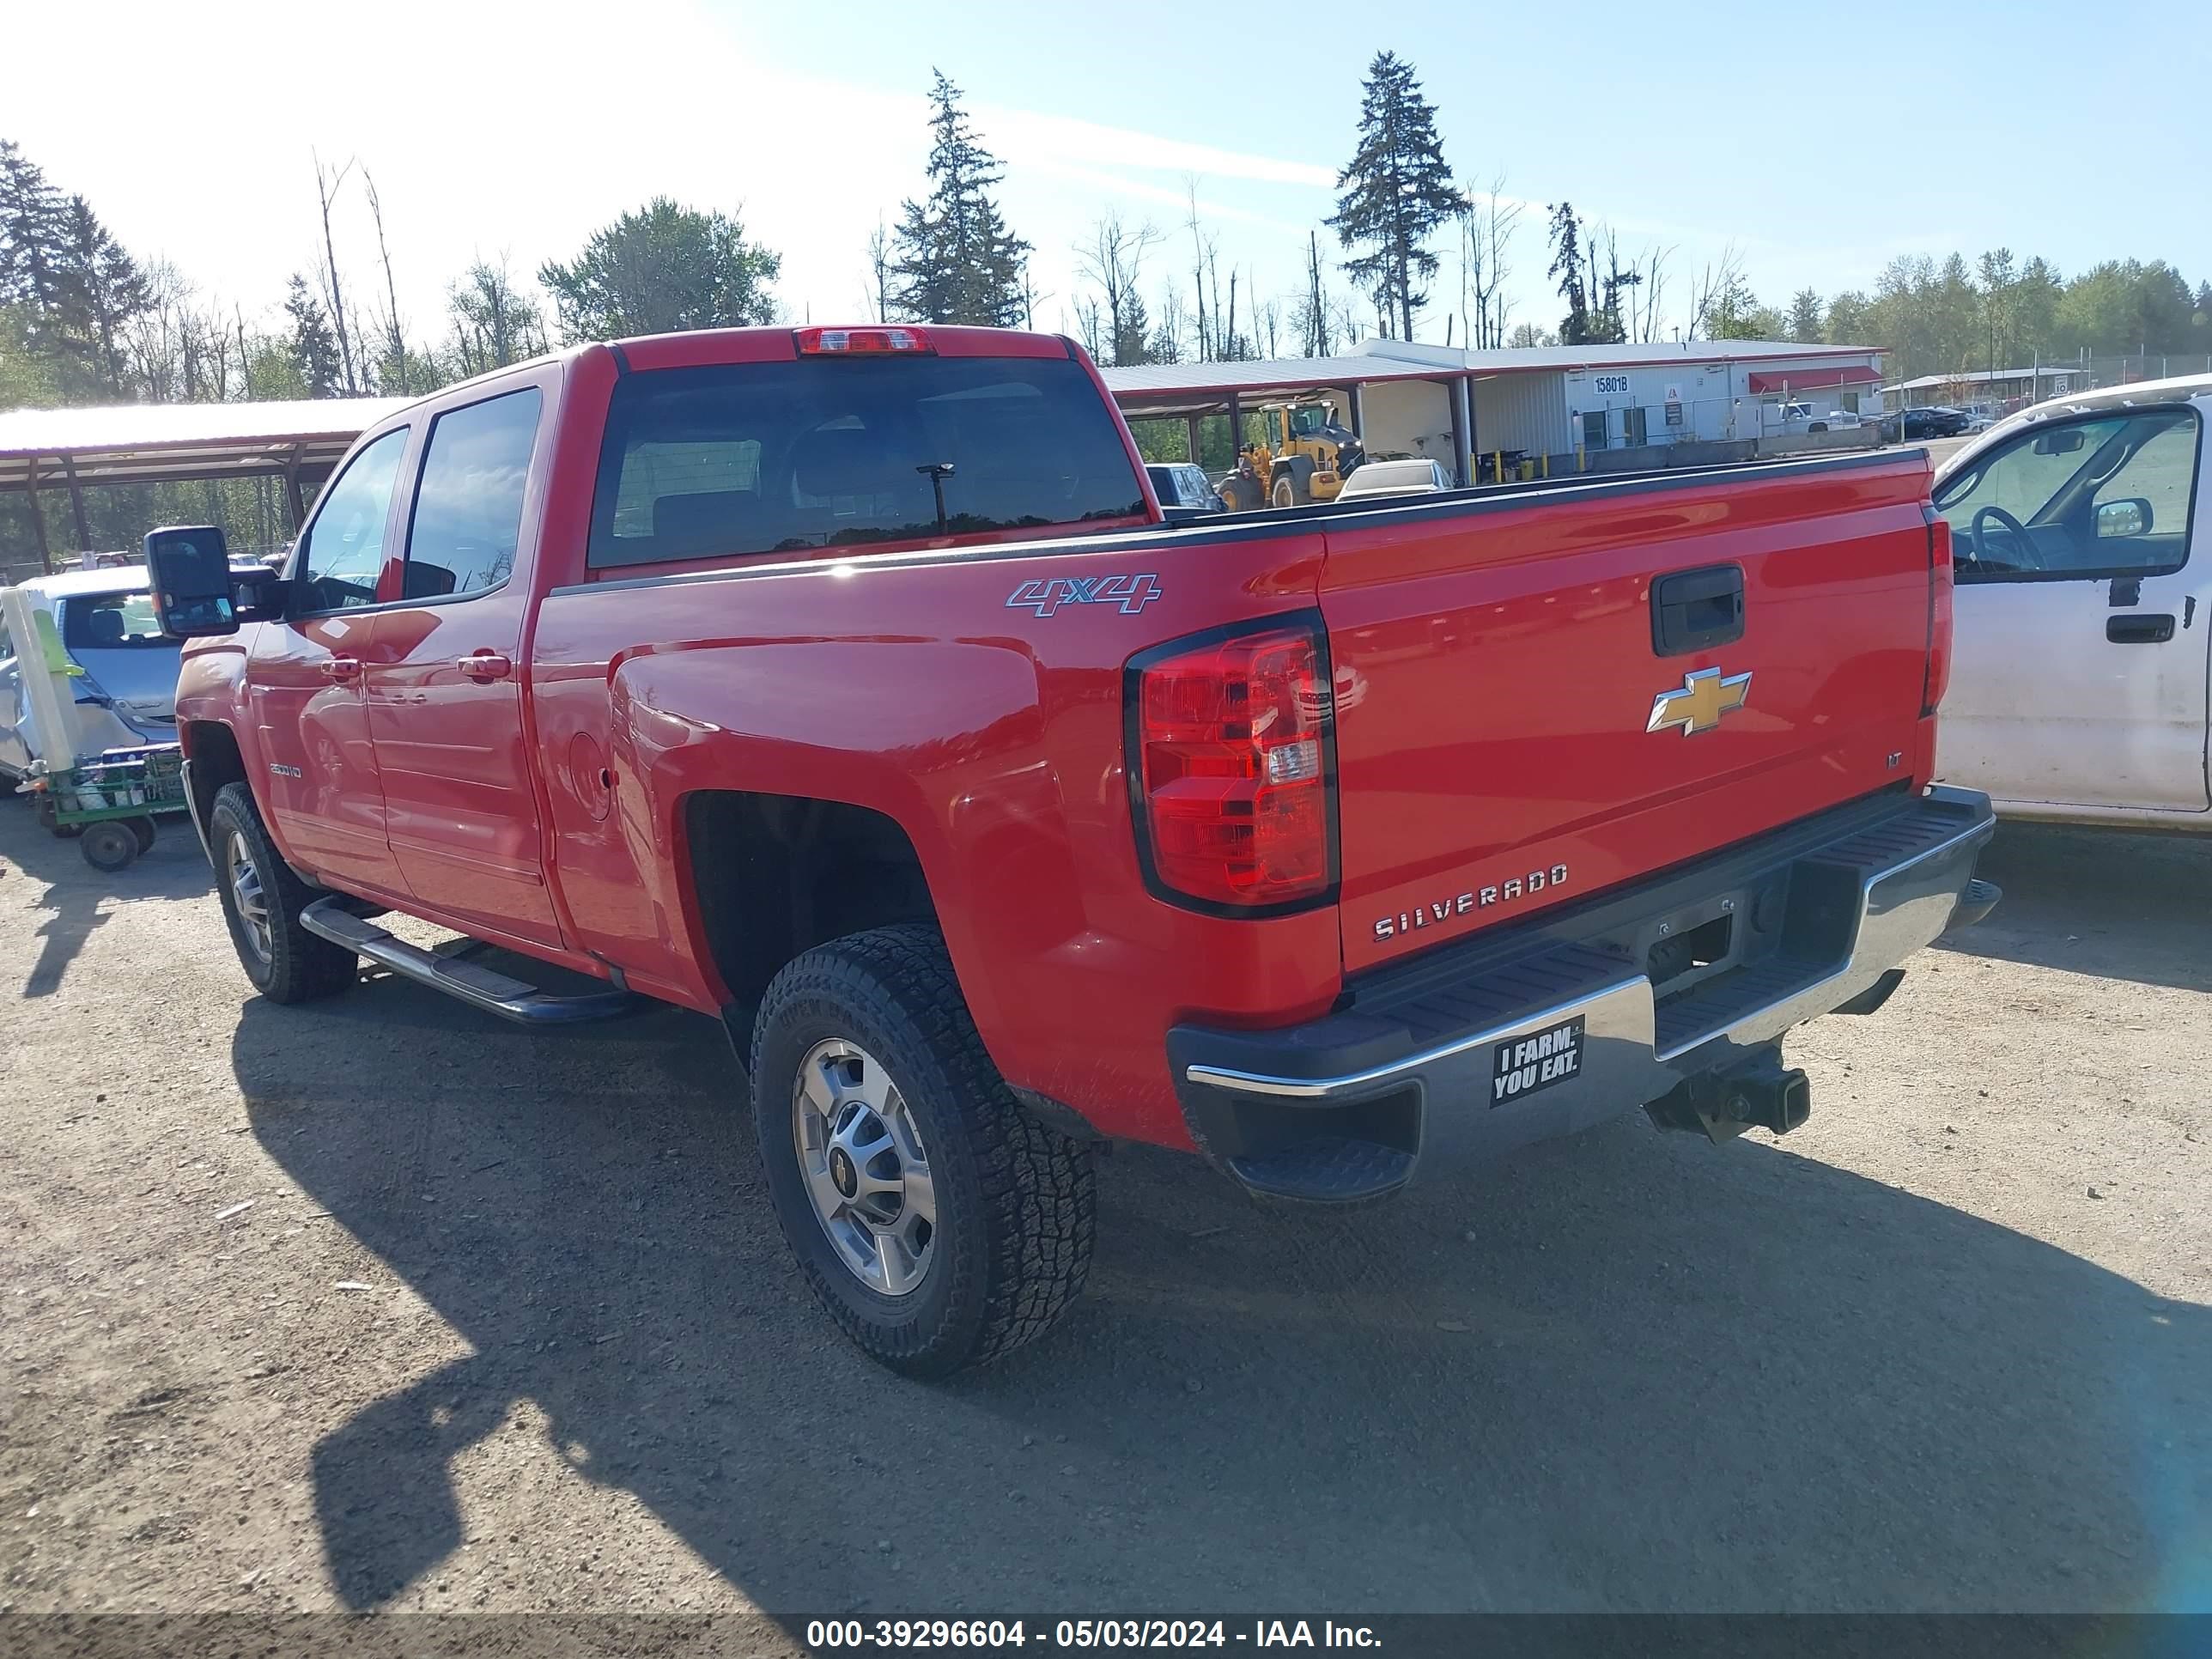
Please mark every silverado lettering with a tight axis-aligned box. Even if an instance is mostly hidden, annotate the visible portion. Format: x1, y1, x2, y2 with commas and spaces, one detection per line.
1373, 864, 1571, 940
155, 322, 1996, 1376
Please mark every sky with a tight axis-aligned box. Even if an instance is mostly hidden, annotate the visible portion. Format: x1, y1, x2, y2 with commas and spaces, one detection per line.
9, 0, 2211, 354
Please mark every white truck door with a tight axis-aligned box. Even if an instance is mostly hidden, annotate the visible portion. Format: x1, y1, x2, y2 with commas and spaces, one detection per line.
1936, 399, 2209, 814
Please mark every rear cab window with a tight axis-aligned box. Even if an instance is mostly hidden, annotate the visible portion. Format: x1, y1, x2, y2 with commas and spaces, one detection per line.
586, 352, 1147, 568
60, 591, 168, 653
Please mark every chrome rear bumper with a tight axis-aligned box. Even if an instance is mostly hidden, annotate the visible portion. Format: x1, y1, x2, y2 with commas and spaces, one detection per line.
1169, 787, 1997, 1202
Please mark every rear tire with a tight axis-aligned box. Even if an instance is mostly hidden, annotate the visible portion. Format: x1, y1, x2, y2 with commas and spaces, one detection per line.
207, 781, 356, 1003
125, 816, 157, 854
33, 793, 83, 839
1272, 475, 1297, 508
750, 923, 1096, 1376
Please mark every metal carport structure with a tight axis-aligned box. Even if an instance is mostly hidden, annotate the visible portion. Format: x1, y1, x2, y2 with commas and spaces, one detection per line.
0, 397, 404, 574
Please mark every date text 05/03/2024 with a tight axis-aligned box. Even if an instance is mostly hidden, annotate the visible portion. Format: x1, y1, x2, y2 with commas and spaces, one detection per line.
803, 1618, 1382, 1649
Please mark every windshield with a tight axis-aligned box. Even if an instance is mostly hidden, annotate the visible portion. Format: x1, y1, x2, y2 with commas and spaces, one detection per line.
587, 355, 1147, 568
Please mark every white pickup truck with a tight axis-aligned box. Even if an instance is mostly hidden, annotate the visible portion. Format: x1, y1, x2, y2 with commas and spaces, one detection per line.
1933, 374, 2209, 829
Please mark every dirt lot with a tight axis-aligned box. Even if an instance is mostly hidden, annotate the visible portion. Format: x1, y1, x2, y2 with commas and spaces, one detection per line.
2, 798, 2208, 1637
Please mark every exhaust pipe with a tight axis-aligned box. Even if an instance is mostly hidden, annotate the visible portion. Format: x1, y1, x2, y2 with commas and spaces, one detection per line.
1647, 1051, 1811, 1143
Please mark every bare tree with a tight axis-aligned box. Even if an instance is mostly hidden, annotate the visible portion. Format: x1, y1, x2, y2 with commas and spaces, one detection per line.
1296, 229, 1334, 357
1686, 244, 1750, 341
864, 220, 893, 323
1072, 293, 1105, 361
235, 306, 253, 398
1152, 285, 1188, 363
447, 253, 545, 378
1075, 211, 1161, 367
1633, 244, 1672, 342
362, 168, 411, 392
1183, 176, 1210, 362
1455, 177, 1525, 349
312, 151, 360, 393
1329, 295, 1363, 351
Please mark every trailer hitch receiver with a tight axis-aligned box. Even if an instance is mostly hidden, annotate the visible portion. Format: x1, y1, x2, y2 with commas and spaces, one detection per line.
1645, 1049, 1812, 1143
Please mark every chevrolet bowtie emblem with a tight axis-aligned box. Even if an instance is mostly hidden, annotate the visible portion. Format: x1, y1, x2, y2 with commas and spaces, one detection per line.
1647, 666, 1752, 737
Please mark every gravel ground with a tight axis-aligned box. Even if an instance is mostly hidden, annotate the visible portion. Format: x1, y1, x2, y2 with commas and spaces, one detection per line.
1, 797, 2207, 1641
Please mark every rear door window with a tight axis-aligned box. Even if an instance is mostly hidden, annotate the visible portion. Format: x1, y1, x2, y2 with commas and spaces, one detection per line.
587, 354, 1146, 568
401, 387, 544, 599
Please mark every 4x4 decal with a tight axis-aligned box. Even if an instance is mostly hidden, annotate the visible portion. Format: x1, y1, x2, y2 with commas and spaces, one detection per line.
1006, 573, 1164, 617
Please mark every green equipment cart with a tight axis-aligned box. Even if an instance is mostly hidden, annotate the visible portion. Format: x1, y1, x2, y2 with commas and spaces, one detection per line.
27, 744, 188, 872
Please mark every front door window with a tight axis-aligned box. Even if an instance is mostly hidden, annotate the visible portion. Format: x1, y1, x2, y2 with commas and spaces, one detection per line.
295, 428, 410, 611
1936, 407, 2199, 580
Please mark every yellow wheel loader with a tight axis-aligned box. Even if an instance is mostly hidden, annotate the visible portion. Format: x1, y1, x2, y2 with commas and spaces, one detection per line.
1246, 400, 1367, 508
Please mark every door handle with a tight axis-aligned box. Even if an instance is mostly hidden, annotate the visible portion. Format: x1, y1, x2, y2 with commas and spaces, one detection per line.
319, 657, 361, 681
457, 652, 514, 681
2106, 614, 2175, 645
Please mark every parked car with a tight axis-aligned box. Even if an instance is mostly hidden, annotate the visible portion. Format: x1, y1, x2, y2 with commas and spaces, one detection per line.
1145, 461, 1224, 522
154, 322, 1996, 1376
1933, 372, 2212, 830
1333, 457, 1452, 501
1881, 406, 1973, 442
0, 566, 183, 783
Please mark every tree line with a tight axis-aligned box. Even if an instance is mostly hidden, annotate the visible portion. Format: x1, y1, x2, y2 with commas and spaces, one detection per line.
8, 48, 2212, 558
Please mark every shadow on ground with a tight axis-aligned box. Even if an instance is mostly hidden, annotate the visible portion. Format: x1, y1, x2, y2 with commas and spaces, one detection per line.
230, 956, 2212, 1617
0, 798, 211, 998
1932, 821, 2211, 993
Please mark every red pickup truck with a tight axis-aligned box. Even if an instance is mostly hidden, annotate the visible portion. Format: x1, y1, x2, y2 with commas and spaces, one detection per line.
150, 323, 1997, 1375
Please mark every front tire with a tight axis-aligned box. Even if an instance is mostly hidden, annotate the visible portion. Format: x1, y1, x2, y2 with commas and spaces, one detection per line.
207, 781, 357, 1003
750, 924, 1096, 1376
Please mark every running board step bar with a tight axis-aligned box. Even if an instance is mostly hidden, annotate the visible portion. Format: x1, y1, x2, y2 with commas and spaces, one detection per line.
300, 898, 642, 1026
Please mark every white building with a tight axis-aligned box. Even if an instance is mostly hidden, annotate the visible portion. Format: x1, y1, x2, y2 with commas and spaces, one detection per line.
1102, 337, 1887, 485
1345, 338, 1885, 465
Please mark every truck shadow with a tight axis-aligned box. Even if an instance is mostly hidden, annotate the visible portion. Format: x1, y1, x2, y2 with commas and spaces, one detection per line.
234, 983, 2211, 1617
1933, 822, 2211, 993
0, 799, 212, 998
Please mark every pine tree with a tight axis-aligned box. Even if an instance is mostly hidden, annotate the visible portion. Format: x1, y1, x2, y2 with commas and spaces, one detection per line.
890, 70, 1030, 326
283, 273, 343, 398
54, 194, 151, 396
1548, 203, 1592, 344
0, 140, 67, 315
1786, 287, 1825, 344
1328, 52, 1458, 340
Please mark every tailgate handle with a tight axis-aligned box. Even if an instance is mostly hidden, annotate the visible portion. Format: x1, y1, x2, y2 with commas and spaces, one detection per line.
1650, 564, 1745, 657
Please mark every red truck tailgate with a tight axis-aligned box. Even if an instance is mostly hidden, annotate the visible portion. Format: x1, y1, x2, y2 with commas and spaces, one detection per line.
1321, 454, 1936, 975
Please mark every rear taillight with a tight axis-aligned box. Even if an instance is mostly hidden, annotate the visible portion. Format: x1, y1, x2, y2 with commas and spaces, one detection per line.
1132, 623, 1334, 910
1923, 516, 1954, 714
794, 325, 934, 355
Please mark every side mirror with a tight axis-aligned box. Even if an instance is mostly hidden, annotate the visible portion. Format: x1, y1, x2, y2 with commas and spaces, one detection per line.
144, 525, 238, 638
2096, 497, 2152, 539
2033, 428, 2087, 456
